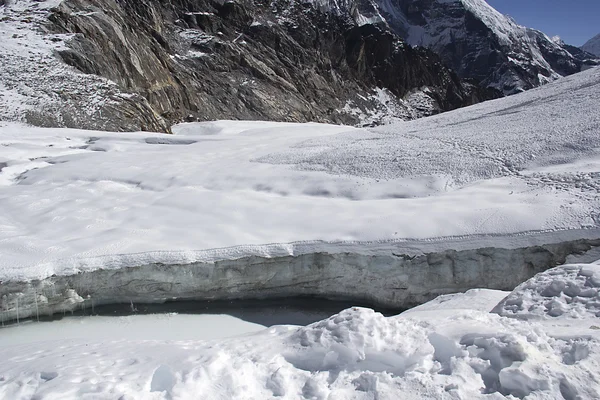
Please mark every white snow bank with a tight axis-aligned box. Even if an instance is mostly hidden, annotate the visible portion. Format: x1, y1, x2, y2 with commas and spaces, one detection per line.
401, 289, 509, 315
1, 69, 600, 282
2, 263, 600, 399
493, 263, 600, 322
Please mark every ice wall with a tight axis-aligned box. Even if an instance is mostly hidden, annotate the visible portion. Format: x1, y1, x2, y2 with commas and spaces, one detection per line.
2, 237, 599, 324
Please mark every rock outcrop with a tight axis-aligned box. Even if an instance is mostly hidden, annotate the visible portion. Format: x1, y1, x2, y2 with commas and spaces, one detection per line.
312, 0, 598, 94
0, 0, 497, 133
47, 0, 498, 130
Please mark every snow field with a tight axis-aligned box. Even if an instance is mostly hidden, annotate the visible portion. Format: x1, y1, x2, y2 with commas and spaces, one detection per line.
1, 64, 600, 281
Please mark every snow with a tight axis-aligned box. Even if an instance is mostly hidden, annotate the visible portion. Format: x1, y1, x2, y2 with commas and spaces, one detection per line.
0, 70, 599, 397
2, 262, 600, 399
493, 263, 600, 322
401, 289, 509, 315
0, 67, 599, 282
0, 314, 265, 345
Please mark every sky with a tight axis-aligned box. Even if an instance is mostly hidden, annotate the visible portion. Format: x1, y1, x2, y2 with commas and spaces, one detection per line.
486, 0, 599, 46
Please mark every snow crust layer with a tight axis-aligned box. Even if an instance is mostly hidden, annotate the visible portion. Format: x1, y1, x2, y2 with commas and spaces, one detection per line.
3, 235, 597, 324
2, 263, 600, 399
0, 67, 599, 282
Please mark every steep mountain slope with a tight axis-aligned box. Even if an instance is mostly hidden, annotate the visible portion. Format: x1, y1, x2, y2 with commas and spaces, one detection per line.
0, 0, 171, 133
0, 0, 495, 132
309, 0, 595, 94
582, 33, 600, 57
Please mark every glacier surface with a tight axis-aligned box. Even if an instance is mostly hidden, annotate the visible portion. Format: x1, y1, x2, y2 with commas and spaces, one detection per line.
0, 67, 600, 322
0, 67, 599, 282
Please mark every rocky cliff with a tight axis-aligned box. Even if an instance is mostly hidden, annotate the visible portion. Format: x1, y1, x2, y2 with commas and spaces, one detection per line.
3, 0, 590, 133
311, 0, 598, 94
0, 0, 497, 133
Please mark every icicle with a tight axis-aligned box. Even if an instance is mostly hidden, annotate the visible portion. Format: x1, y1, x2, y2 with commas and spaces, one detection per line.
16, 296, 19, 325
34, 290, 40, 322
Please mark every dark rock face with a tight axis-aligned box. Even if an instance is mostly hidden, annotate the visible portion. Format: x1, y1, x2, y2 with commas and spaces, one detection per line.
322, 0, 596, 94
42, 0, 496, 132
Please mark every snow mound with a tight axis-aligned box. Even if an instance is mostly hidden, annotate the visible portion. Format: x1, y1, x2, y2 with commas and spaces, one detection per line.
286, 308, 433, 377
493, 263, 600, 321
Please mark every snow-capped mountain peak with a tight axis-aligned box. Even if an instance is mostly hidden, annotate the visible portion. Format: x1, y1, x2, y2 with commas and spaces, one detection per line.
301, 0, 592, 94
582, 33, 600, 57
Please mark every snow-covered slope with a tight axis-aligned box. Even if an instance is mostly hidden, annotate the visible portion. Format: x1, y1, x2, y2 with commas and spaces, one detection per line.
0, 0, 169, 132
582, 33, 600, 57
2, 262, 600, 399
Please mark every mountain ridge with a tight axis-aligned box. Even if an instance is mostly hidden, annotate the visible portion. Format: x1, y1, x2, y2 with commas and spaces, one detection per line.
582, 33, 600, 57
0, 0, 595, 132
0, 0, 499, 132
308, 0, 598, 94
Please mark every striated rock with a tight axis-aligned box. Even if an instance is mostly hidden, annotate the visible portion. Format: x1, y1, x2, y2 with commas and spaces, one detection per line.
0, 1, 172, 133
36, 0, 497, 131
308, 0, 598, 94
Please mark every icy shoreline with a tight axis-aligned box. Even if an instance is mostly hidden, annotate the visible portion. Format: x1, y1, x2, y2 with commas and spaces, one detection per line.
2, 230, 599, 324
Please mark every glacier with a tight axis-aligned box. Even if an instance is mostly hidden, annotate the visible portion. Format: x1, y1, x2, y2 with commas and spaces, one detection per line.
0, 22, 598, 400
1, 66, 600, 324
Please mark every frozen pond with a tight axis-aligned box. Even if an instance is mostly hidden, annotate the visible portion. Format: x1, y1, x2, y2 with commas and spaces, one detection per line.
0, 298, 401, 346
